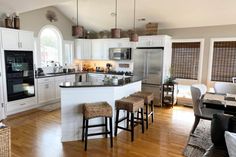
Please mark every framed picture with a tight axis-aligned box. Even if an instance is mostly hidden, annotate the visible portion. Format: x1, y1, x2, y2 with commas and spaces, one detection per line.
233, 77, 236, 83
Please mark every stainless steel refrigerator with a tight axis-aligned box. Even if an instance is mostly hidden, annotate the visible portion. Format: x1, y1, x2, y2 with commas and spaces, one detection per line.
133, 47, 164, 106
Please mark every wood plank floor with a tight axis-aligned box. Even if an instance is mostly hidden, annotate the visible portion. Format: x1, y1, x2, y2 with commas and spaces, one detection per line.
5, 105, 194, 157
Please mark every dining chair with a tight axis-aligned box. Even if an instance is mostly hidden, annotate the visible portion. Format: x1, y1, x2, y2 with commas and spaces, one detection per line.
190, 84, 224, 134
214, 82, 236, 94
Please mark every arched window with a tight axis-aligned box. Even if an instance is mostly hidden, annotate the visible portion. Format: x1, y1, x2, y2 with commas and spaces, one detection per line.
39, 26, 63, 67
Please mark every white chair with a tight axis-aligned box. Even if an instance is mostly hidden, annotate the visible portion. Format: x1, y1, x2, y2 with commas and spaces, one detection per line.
214, 82, 236, 94
190, 84, 223, 134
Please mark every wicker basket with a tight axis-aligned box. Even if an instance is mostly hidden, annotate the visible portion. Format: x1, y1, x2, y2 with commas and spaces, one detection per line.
0, 126, 11, 157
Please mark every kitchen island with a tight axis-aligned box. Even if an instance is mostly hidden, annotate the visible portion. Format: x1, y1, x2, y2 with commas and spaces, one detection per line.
60, 77, 142, 142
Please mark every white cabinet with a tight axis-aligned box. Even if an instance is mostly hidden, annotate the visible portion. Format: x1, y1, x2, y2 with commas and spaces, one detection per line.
136, 35, 167, 47
0, 52, 6, 120
108, 38, 131, 48
65, 74, 76, 82
37, 74, 75, 103
55, 76, 66, 99
1, 29, 34, 50
37, 77, 56, 104
91, 39, 109, 60
18, 31, 34, 50
7, 97, 37, 115
1, 29, 19, 50
87, 73, 105, 82
75, 39, 92, 60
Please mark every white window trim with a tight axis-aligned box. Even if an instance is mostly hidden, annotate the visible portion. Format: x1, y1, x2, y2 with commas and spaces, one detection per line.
63, 40, 74, 65
207, 37, 236, 87
38, 25, 64, 67
171, 39, 204, 85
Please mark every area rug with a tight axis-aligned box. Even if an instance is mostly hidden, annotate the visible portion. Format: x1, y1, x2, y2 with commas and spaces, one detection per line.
183, 120, 213, 157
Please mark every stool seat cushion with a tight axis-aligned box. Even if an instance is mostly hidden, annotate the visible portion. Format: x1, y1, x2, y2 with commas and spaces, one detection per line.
83, 102, 112, 119
115, 96, 144, 112
130, 91, 154, 104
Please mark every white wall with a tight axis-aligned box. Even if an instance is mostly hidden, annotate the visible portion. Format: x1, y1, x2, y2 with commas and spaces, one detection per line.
20, 6, 74, 40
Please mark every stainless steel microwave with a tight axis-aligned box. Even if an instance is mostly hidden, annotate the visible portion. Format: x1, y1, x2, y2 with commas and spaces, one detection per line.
109, 48, 132, 60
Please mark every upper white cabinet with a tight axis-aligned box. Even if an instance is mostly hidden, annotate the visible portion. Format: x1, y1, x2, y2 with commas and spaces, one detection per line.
1, 28, 34, 50
136, 35, 168, 47
75, 39, 92, 60
18, 31, 34, 50
74, 36, 171, 60
91, 39, 109, 60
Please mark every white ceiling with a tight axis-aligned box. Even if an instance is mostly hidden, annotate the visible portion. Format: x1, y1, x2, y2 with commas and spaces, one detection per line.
2, 0, 236, 31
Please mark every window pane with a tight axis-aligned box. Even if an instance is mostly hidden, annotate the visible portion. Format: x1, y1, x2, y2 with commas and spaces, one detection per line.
211, 41, 236, 82
171, 42, 200, 80
40, 28, 61, 67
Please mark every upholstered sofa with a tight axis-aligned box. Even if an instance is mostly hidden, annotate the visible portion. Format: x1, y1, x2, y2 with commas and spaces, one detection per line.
203, 114, 236, 157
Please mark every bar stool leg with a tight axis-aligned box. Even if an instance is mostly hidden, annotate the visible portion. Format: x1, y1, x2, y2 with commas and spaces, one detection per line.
109, 117, 113, 148
141, 108, 144, 133
151, 101, 154, 123
84, 119, 89, 151
105, 117, 108, 138
146, 104, 149, 129
131, 112, 134, 142
115, 109, 120, 136
82, 115, 85, 141
126, 111, 129, 129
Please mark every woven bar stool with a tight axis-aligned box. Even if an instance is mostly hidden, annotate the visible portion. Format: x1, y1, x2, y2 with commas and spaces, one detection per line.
82, 102, 113, 151
130, 91, 154, 129
115, 96, 144, 141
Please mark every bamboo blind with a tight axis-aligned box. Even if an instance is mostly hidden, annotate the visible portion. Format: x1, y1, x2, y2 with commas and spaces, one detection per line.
171, 42, 200, 80
211, 41, 236, 82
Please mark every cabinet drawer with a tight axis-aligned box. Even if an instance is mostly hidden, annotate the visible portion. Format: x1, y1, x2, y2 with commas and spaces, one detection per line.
65, 74, 75, 81
55, 76, 66, 82
7, 97, 37, 114
37, 77, 55, 84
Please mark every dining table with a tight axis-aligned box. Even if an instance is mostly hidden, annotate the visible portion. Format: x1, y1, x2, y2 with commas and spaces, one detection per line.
202, 93, 236, 115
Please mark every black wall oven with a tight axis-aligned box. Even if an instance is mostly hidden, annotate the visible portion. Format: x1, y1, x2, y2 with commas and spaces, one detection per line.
4, 50, 35, 102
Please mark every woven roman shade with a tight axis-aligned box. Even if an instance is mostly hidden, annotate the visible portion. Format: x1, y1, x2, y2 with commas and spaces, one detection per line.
211, 41, 236, 82
171, 42, 200, 80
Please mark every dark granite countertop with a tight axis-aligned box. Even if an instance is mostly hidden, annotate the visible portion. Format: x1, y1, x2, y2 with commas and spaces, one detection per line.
36, 71, 133, 79
59, 76, 142, 88
35, 72, 87, 79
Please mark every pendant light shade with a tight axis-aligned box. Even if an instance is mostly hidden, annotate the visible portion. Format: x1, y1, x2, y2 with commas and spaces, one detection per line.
72, 0, 84, 38
130, 0, 138, 42
111, 0, 121, 38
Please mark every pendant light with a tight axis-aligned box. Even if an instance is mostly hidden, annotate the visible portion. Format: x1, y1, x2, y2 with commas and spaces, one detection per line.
111, 0, 121, 38
130, 0, 138, 42
72, 0, 84, 38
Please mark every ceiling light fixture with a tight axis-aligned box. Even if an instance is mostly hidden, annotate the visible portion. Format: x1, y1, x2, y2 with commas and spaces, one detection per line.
130, 0, 138, 42
111, 0, 121, 38
72, 0, 84, 38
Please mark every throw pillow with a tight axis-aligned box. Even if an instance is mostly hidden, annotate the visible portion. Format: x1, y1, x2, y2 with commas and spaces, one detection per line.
225, 131, 236, 157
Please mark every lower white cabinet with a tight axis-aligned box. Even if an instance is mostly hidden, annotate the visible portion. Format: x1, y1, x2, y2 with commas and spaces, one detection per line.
55, 76, 66, 99
37, 74, 76, 105
6, 97, 37, 115
37, 77, 56, 104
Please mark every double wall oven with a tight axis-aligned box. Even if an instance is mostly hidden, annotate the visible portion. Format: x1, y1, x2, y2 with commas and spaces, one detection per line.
4, 50, 35, 102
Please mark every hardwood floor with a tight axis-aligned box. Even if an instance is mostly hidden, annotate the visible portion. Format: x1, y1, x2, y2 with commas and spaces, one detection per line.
5, 105, 194, 157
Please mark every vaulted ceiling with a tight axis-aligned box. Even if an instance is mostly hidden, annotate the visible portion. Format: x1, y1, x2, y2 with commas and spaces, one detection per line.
1, 0, 236, 32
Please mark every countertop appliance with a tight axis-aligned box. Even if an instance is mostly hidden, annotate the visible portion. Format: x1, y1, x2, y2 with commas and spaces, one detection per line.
133, 47, 164, 106
109, 48, 132, 60
4, 50, 35, 102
